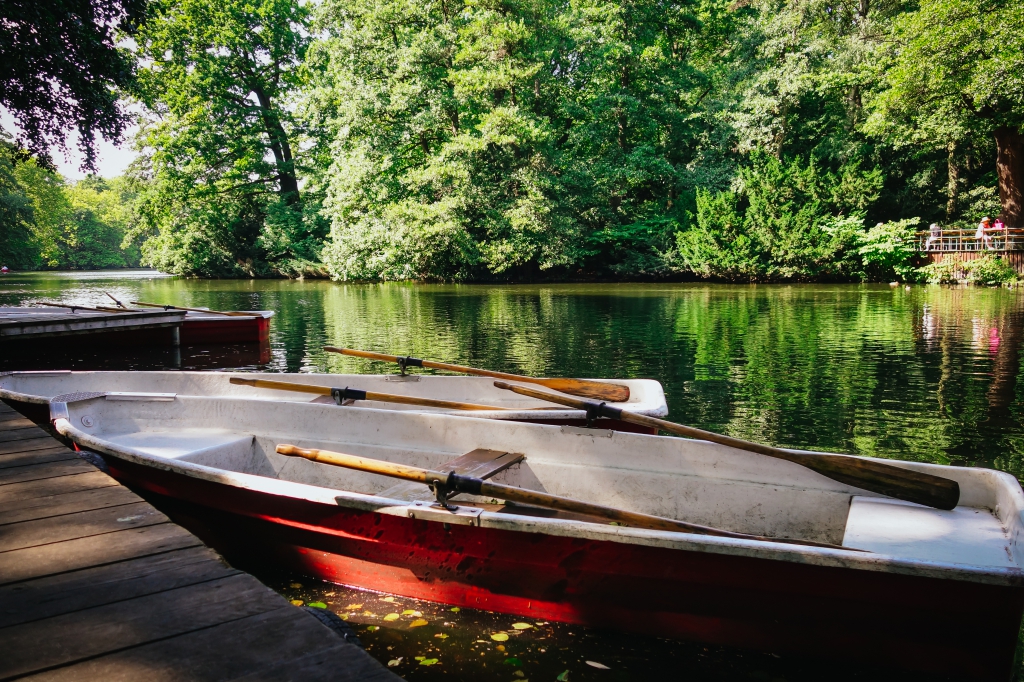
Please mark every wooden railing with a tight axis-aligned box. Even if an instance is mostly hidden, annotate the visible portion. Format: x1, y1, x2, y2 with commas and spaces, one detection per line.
915, 228, 1024, 252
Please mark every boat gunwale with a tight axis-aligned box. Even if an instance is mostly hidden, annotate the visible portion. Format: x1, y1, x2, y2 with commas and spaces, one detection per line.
51, 402, 1024, 589
0, 371, 668, 420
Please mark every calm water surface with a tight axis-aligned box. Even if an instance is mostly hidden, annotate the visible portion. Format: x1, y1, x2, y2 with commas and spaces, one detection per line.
3, 270, 1022, 679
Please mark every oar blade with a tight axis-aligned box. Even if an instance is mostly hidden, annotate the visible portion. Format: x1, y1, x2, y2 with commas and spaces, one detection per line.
540, 378, 630, 402
802, 454, 960, 510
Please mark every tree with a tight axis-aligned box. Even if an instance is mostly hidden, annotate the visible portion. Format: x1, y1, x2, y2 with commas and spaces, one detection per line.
867, 0, 1024, 226
0, 0, 146, 169
130, 0, 319, 276
0, 140, 37, 268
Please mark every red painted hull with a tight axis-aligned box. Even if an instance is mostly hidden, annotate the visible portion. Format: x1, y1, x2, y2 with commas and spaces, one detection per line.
100, 453, 1024, 680
180, 315, 271, 344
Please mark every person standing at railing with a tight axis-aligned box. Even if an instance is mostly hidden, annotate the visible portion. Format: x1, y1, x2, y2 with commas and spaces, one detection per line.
992, 217, 1006, 249
976, 217, 994, 250
925, 223, 941, 250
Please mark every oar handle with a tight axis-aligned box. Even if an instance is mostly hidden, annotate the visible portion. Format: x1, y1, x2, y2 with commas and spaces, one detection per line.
229, 376, 515, 411
323, 347, 631, 402
274, 445, 852, 550
493, 381, 961, 511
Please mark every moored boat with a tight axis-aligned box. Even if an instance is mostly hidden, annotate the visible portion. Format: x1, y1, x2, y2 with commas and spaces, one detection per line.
50, 392, 1024, 679
0, 370, 665, 433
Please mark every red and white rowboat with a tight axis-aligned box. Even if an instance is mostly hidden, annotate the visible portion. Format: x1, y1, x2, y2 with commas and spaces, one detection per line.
50, 393, 1024, 680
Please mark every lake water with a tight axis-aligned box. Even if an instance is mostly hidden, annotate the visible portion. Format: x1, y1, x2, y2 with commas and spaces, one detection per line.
2, 269, 1021, 679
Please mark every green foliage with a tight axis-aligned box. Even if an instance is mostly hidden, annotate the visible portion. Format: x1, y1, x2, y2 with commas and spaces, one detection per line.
0, 143, 36, 269
857, 218, 922, 282
965, 255, 1018, 286
128, 0, 323, 277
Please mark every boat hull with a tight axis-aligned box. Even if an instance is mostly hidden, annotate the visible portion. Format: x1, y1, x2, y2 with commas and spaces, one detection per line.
180, 313, 272, 344
101, 452, 1024, 681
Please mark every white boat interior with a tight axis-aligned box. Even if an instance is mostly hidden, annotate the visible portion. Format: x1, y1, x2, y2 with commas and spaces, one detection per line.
0, 370, 666, 421
53, 394, 1024, 582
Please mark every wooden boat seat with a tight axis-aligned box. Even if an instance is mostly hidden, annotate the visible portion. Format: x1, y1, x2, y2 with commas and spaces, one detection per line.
842, 496, 1015, 568
380, 448, 523, 502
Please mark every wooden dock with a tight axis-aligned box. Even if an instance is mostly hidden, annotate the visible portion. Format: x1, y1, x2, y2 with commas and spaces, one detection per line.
0, 401, 398, 681
0, 308, 186, 346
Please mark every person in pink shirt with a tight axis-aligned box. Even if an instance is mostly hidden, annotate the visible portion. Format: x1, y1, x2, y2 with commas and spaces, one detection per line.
976, 217, 994, 249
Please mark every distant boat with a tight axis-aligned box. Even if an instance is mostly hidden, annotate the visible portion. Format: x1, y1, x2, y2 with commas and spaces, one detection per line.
0, 370, 665, 433
50, 392, 1024, 679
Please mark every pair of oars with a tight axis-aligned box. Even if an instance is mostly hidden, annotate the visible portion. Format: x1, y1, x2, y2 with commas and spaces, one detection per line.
132, 301, 256, 317
228, 376, 548, 412
275, 444, 851, 550
323, 347, 631, 402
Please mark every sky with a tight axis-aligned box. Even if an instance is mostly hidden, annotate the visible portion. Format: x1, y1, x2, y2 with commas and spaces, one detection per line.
1, 107, 139, 180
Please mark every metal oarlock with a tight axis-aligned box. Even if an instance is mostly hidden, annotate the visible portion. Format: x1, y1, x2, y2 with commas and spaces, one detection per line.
430, 472, 459, 511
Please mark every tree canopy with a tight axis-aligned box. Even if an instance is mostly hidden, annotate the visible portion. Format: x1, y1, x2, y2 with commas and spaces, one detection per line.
3, 0, 1023, 280
0, 0, 146, 169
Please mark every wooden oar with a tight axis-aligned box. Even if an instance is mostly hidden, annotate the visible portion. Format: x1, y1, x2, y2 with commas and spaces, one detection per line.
131, 301, 255, 317
38, 302, 118, 313
276, 444, 854, 551
493, 381, 961, 511
230, 376, 520, 412
103, 291, 127, 308
323, 347, 630, 402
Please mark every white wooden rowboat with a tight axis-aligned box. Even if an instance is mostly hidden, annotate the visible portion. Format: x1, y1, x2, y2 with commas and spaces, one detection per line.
0, 370, 665, 432
49, 392, 1024, 679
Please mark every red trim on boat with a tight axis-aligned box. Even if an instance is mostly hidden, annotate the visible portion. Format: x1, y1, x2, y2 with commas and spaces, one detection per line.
102, 454, 1024, 680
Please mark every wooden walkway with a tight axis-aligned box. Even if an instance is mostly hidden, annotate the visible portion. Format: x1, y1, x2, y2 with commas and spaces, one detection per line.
0, 401, 398, 682
0, 308, 185, 345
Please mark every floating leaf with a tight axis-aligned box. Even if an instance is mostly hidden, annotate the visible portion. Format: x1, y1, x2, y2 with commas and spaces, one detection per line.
383, 596, 395, 602
290, 599, 304, 606
402, 609, 422, 616
362, 611, 376, 617
383, 613, 400, 622
450, 607, 461, 613
419, 658, 439, 666
409, 618, 429, 628
490, 633, 509, 641
365, 625, 379, 632
387, 658, 402, 667
496, 645, 505, 652
556, 671, 569, 681
345, 604, 363, 610
340, 614, 349, 621
512, 622, 533, 630
585, 661, 610, 670
434, 633, 449, 639
415, 656, 426, 661
289, 582, 302, 589
503, 657, 521, 666
514, 672, 525, 679
307, 602, 327, 609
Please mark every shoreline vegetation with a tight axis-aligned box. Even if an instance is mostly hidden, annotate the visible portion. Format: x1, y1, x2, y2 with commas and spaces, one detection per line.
2, 0, 1022, 284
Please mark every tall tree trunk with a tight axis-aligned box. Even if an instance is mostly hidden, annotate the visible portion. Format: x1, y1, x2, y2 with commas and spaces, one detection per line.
946, 141, 959, 220
252, 86, 300, 206
995, 126, 1024, 227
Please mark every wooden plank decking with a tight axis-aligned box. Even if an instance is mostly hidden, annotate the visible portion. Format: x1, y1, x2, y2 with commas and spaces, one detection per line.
0, 308, 185, 344
0, 401, 398, 682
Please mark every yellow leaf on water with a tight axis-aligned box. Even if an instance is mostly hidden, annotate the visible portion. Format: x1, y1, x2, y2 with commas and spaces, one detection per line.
387, 658, 402, 667
414, 656, 426, 661
490, 633, 509, 641
345, 604, 363, 610
362, 611, 376, 617
434, 633, 449, 639
450, 607, 461, 612
409, 618, 429, 628
383, 596, 395, 602
512, 623, 533, 630
383, 613, 400, 622
496, 645, 505, 652
401, 609, 421, 616
290, 599, 303, 606
419, 658, 439, 666
289, 583, 302, 589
